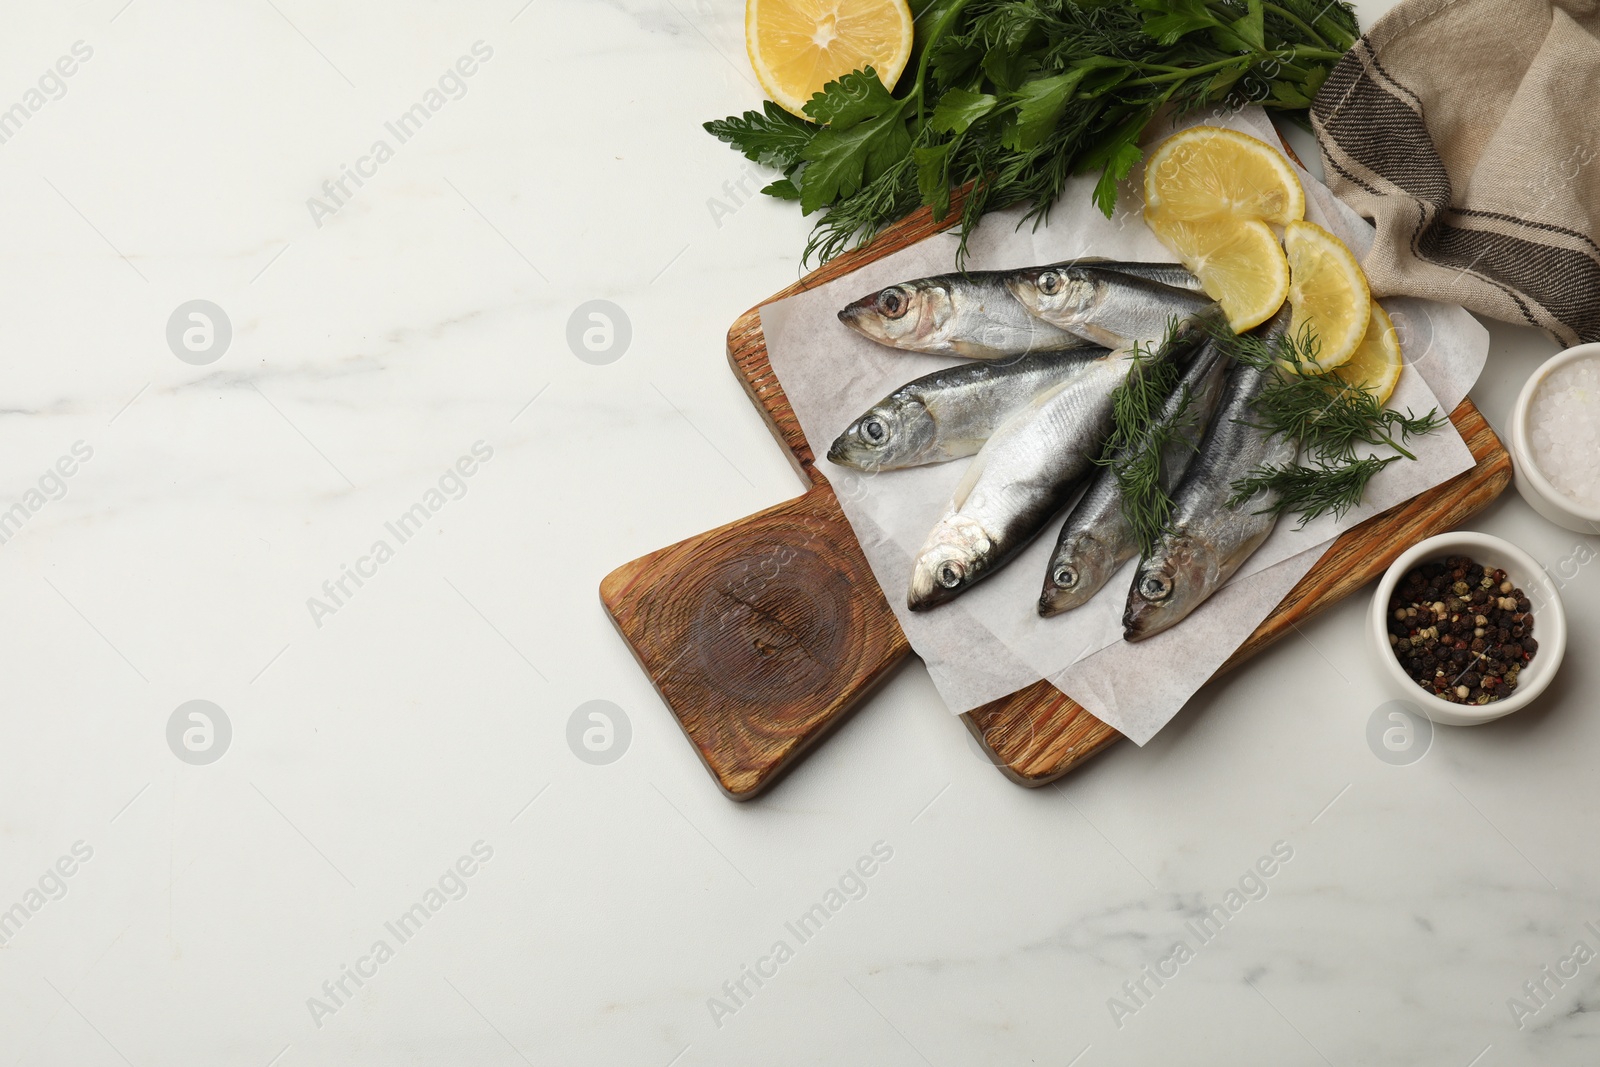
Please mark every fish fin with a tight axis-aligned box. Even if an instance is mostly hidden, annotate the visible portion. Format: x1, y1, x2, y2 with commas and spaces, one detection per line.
948, 453, 987, 511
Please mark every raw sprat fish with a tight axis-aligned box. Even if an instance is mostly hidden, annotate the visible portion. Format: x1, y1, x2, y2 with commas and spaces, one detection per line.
1004, 263, 1217, 349
1038, 334, 1232, 616
838, 261, 1202, 359
1123, 310, 1298, 641
907, 328, 1206, 611
828, 347, 1111, 471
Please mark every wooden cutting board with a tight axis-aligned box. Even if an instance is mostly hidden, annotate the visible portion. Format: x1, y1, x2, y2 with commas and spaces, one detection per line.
600, 202, 1512, 800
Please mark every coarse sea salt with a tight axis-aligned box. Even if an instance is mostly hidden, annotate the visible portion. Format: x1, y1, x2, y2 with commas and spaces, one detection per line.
1528, 354, 1600, 509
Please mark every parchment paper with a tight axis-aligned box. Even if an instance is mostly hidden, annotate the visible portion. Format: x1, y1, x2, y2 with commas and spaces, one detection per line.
761, 107, 1488, 744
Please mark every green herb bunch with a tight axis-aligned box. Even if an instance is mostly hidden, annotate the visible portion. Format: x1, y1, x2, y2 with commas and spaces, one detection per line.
705, 0, 1358, 265
1223, 324, 1445, 526
1100, 316, 1208, 554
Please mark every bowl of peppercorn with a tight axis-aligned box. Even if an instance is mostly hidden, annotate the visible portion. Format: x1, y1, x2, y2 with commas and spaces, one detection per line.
1370, 532, 1566, 725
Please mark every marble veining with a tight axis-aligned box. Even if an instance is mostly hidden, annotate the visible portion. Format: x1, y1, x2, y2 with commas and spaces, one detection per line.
0, 0, 1595, 1065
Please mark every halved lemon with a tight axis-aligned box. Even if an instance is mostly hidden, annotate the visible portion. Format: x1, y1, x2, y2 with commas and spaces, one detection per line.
746, 0, 914, 119
1283, 219, 1370, 372
1145, 213, 1290, 332
1333, 299, 1403, 403
1144, 126, 1305, 226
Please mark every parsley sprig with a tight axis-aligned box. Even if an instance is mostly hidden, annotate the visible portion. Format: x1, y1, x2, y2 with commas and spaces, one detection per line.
705, 0, 1358, 264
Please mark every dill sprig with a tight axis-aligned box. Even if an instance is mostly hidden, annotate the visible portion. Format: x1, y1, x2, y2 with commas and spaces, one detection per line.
705, 0, 1360, 265
1211, 319, 1446, 527
1220, 322, 1445, 462
1115, 386, 1195, 553
1228, 454, 1400, 527
1099, 318, 1203, 554
1104, 319, 1188, 453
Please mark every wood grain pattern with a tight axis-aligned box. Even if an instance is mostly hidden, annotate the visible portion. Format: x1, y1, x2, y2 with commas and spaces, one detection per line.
602, 187, 1511, 800
600, 485, 909, 799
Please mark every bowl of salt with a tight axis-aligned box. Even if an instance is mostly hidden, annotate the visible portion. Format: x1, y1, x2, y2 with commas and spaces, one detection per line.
1510, 343, 1600, 534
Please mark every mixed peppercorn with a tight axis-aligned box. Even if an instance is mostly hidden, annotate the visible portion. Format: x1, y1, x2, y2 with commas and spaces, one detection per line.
1386, 555, 1538, 705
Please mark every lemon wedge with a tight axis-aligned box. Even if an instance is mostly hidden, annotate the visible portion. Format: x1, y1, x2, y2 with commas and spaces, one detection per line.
1146, 213, 1290, 332
1333, 299, 1403, 403
746, 0, 914, 118
1144, 126, 1305, 226
1283, 219, 1371, 372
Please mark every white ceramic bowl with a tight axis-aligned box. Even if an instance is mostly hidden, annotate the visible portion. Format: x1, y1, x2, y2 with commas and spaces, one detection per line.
1509, 342, 1600, 534
1369, 532, 1566, 726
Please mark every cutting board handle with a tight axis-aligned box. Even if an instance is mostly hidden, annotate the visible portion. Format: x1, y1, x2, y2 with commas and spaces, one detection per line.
600, 483, 911, 799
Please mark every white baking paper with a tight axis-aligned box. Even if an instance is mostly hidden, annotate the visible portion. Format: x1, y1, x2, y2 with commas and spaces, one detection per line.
760, 107, 1489, 744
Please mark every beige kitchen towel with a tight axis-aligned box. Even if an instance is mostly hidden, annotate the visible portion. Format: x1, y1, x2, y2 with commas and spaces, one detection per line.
1312, 0, 1600, 345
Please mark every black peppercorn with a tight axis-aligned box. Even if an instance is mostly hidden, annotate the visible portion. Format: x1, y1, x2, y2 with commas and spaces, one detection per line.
1386, 556, 1537, 706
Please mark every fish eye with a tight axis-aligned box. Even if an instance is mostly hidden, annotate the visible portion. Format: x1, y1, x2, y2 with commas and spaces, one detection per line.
936, 561, 965, 589
877, 287, 909, 319
861, 418, 887, 444
1052, 564, 1078, 589
1037, 271, 1062, 296
1139, 574, 1173, 602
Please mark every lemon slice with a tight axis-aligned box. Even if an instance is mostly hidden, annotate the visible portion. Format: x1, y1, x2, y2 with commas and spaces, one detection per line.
1144, 126, 1305, 226
746, 0, 914, 119
1145, 213, 1289, 332
1283, 220, 1370, 372
1333, 299, 1403, 403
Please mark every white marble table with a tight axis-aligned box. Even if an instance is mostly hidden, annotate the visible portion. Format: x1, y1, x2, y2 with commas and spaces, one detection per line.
1, 1, 1594, 1064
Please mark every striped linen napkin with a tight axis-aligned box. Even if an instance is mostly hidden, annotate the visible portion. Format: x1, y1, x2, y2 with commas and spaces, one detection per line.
1312, 0, 1600, 345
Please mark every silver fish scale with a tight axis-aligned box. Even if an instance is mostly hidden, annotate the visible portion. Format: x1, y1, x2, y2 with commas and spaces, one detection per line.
954, 357, 1127, 556
840, 260, 1203, 359
1123, 310, 1299, 639
1062, 270, 1215, 349
1041, 335, 1232, 613
914, 351, 1106, 459
909, 326, 1212, 609
1165, 359, 1297, 548
936, 274, 1087, 356
829, 347, 1110, 470
1089, 261, 1206, 293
